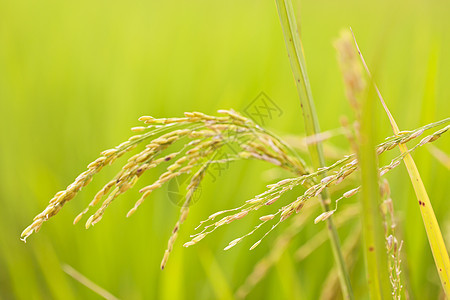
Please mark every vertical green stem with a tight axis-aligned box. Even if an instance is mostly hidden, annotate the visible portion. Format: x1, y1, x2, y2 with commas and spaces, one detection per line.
357, 89, 391, 299
274, 1, 354, 299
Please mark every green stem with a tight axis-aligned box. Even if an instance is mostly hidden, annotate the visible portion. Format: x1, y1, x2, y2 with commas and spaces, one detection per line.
357, 88, 391, 299
274, 1, 354, 299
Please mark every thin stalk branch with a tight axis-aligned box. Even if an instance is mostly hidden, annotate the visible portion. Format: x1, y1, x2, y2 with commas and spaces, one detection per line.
62, 264, 119, 300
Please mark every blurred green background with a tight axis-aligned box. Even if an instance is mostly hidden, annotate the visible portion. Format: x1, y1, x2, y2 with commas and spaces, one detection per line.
1, 0, 449, 299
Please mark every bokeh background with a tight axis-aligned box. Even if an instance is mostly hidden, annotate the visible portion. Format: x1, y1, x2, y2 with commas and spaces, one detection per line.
1, 0, 449, 299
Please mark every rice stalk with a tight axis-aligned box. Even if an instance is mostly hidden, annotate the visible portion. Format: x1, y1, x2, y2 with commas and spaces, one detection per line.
274, 1, 353, 297
319, 226, 361, 300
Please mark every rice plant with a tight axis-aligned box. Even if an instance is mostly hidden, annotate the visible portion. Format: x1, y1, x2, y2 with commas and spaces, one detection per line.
19, 0, 450, 298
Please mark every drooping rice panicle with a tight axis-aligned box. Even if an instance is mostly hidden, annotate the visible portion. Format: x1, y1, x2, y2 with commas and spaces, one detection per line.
21, 109, 308, 245
186, 120, 449, 250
